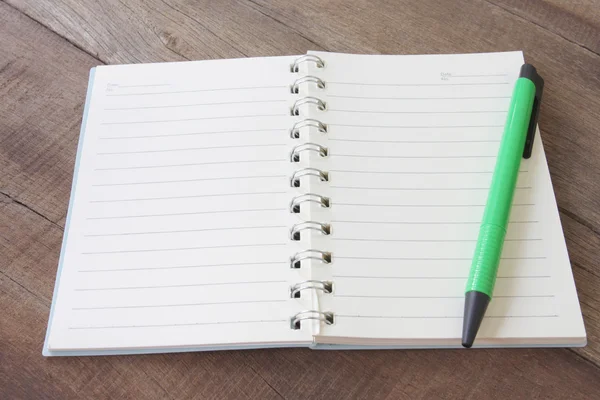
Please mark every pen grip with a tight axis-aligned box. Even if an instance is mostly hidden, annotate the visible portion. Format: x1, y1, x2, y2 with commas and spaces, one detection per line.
466, 223, 506, 296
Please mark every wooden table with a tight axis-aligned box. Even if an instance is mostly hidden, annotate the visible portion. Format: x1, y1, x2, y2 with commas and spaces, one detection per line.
1, 1, 600, 398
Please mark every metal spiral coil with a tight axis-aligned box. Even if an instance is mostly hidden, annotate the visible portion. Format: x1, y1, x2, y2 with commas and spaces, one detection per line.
290, 76, 326, 94
290, 221, 331, 241
290, 54, 325, 73
290, 167, 329, 187
291, 97, 327, 116
290, 142, 328, 162
290, 119, 328, 139
290, 310, 334, 330
289, 249, 332, 269
289, 193, 330, 213
290, 280, 333, 298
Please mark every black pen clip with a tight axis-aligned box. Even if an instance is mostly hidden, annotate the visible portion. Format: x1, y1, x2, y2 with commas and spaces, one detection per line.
519, 64, 544, 159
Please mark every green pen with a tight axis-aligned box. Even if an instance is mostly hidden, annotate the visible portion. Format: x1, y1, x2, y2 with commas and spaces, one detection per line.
462, 64, 544, 348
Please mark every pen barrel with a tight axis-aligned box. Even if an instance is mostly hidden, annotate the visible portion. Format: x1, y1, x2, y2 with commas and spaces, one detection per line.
465, 77, 536, 297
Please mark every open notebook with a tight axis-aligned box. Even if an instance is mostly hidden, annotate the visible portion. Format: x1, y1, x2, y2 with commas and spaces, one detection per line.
44, 51, 585, 356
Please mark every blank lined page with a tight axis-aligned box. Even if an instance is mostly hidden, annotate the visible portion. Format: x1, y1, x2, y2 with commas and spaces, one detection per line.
46, 56, 314, 352
309, 51, 585, 345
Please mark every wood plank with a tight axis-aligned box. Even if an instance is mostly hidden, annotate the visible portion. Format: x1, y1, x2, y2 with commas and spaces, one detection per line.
0, 2, 99, 224
4, 0, 323, 62
561, 211, 600, 365
246, 346, 600, 399
488, 0, 600, 55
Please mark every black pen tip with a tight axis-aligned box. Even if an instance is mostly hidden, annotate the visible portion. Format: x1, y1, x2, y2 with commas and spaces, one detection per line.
461, 291, 491, 349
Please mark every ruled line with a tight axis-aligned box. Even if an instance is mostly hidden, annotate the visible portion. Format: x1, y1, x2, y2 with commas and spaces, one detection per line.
330, 170, 528, 175
335, 203, 534, 208
69, 320, 287, 330
451, 74, 508, 78
105, 99, 287, 110
73, 299, 286, 310
106, 85, 284, 96
328, 138, 502, 144
115, 83, 172, 89
328, 124, 504, 129
333, 295, 555, 299
97, 144, 285, 155
335, 315, 558, 319
89, 191, 286, 203
78, 261, 283, 273
111, 84, 171, 88
75, 280, 286, 291
94, 159, 285, 171
99, 128, 283, 140
330, 238, 542, 243
328, 109, 507, 114
85, 225, 286, 237
327, 94, 511, 100
333, 275, 550, 279
87, 208, 284, 220
330, 186, 532, 191
329, 155, 497, 159
81, 243, 287, 255
100, 113, 287, 125
326, 82, 509, 87
92, 175, 286, 187
331, 220, 538, 225
333, 256, 546, 261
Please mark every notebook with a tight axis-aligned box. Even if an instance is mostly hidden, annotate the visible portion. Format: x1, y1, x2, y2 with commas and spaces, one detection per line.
44, 51, 586, 356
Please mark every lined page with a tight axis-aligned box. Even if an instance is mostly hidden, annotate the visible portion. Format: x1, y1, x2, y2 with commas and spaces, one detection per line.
308, 51, 585, 345
46, 56, 314, 352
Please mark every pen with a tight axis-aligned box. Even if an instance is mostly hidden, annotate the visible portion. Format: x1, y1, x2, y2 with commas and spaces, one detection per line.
462, 64, 544, 348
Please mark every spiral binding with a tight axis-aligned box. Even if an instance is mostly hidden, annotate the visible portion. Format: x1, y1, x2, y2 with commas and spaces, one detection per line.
289, 193, 330, 213
288, 54, 334, 330
290, 55, 325, 73
290, 168, 329, 188
290, 143, 328, 162
290, 280, 333, 298
290, 119, 327, 139
291, 76, 326, 94
291, 97, 327, 116
290, 310, 334, 330
290, 249, 332, 269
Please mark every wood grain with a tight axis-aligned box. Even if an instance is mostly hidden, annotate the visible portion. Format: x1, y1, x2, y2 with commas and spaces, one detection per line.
0, 1, 98, 224
2, 0, 600, 398
489, 0, 600, 55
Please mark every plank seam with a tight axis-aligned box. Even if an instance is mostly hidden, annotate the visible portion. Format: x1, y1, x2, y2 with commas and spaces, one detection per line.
243, 357, 287, 400
1, 0, 105, 65
484, 0, 600, 58
568, 348, 600, 371
559, 207, 600, 238
0, 191, 64, 230
0, 269, 50, 307
245, 0, 329, 51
